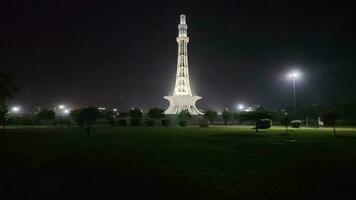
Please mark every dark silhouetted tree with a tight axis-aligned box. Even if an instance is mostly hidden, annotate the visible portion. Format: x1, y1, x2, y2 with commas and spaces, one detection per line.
321, 110, 338, 135
129, 108, 143, 119
100, 110, 116, 126
0, 73, 17, 133
0, 73, 17, 99
177, 110, 191, 127
280, 113, 290, 134
147, 107, 164, 120
71, 107, 100, 136
37, 109, 55, 121
222, 109, 232, 125
70, 109, 84, 128
204, 110, 218, 124
129, 108, 143, 126
0, 98, 8, 134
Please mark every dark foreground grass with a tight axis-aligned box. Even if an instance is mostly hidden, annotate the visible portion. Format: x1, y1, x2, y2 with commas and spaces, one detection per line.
1, 126, 356, 200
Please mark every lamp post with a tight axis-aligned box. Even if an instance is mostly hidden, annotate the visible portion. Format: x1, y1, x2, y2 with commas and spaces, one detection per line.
287, 71, 301, 118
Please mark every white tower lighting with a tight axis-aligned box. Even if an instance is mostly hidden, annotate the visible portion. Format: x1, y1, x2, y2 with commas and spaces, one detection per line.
164, 14, 203, 115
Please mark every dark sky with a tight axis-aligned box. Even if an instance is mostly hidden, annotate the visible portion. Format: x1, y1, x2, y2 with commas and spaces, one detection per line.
1, 0, 356, 112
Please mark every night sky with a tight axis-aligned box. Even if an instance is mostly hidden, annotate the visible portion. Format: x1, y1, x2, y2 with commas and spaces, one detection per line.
1, 0, 355, 112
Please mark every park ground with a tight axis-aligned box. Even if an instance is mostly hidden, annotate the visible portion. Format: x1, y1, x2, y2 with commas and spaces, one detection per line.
0, 126, 356, 200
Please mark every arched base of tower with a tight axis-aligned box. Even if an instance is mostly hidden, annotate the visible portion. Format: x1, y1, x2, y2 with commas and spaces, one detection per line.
164, 95, 203, 115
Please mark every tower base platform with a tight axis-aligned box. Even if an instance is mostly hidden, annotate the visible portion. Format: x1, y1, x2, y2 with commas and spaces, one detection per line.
164, 95, 203, 115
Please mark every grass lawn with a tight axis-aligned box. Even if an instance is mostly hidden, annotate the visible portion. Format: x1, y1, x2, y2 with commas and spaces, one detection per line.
1, 126, 356, 199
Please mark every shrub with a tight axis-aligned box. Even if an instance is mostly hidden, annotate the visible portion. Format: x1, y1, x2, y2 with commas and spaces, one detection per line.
256, 119, 272, 129
199, 119, 209, 127
291, 120, 302, 128
147, 108, 164, 120
131, 118, 141, 126
161, 119, 170, 127
179, 120, 187, 127
145, 119, 154, 126
118, 119, 127, 126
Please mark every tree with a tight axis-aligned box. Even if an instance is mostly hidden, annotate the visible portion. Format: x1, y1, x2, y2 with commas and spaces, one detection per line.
0, 98, 8, 133
118, 111, 129, 119
37, 109, 55, 121
280, 113, 290, 134
129, 108, 143, 119
147, 107, 164, 120
0, 73, 17, 133
204, 110, 218, 124
70, 109, 84, 128
177, 110, 191, 127
100, 110, 116, 126
222, 109, 232, 125
0, 73, 18, 99
239, 107, 272, 133
321, 110, 338, 135
129, 108, 143, 126
70, 107, 100, 136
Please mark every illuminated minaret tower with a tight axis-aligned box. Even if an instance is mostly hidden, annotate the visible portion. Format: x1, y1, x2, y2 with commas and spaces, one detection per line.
164, 14, 203, 115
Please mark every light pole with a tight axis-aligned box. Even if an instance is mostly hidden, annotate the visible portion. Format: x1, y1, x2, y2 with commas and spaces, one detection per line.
287, 71, 301, 118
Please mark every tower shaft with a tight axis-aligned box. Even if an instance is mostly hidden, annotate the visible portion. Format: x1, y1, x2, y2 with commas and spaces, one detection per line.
174, 14, 192, 96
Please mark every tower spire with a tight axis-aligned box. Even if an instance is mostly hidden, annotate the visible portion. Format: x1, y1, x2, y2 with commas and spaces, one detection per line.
164, 14, 203, 115
180, 14, 186, 24
174, 14, 191, 96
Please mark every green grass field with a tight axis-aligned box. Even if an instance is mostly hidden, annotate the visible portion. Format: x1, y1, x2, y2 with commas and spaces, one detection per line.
1, 126, 356, 199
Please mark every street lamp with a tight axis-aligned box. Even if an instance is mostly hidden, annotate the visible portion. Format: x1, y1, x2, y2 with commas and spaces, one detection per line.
287, 70, 301, 117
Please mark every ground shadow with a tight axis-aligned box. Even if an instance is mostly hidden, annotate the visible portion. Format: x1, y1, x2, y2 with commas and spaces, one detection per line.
330, 135, 356, 139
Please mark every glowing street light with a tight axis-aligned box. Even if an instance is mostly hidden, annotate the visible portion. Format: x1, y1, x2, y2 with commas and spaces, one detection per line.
63, 109, 70, 115
58, 104, 65, 109
237, 104, 245, 111
287, 70, 302, 117
11, 106, 21, 114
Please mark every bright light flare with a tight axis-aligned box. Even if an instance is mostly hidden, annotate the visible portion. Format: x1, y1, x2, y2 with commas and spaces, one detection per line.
11, 106, 21, 113
58, 105, 65, 109
63, 109, 70, 114
245, 107, 253, 112
287, 70, 301, 81
237, 104, 245, 111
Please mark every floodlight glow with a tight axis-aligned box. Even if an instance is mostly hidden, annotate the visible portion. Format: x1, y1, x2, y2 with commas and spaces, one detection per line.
113, 108, 118, 112
287, 70, 301, 81
237, 104, 245, 111
245, 107, 253, 112
11, 106, 21, 113
63, 109, 70, 114
58, 105, 65, 109
98, 107, 106, 110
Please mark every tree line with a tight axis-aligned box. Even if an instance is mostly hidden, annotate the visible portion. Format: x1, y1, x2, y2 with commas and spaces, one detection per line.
0, 72, 341, 135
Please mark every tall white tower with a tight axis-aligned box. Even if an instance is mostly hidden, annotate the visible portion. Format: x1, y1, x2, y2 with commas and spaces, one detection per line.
164, 14, 203, 115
